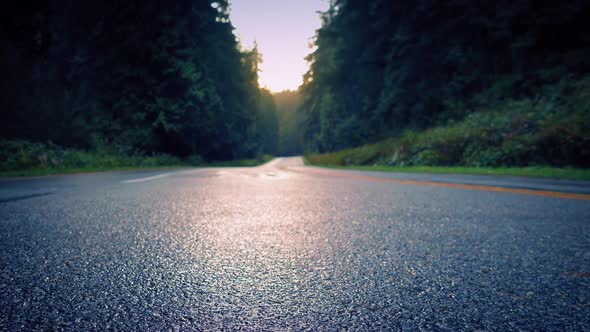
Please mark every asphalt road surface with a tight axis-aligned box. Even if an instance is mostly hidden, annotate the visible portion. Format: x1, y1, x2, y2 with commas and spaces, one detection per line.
1, 157, 589, 331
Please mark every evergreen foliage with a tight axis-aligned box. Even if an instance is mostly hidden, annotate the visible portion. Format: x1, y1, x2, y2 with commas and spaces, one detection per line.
274, 90, 304, 156
301, 0, 590, 167
0, 0, 278, 161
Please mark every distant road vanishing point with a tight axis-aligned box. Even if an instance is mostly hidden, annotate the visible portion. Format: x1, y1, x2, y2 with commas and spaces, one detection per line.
1, 157, 589, 330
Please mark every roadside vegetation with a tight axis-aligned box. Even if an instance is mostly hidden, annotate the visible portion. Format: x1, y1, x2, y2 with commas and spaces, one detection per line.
301, 1, 589, 178
306, 82, 589, 167
3, 1, 589, 179
274, 90, 304, 156
1, 1, 278, 166
0, 140, 273, 177
305, 80, 590, 180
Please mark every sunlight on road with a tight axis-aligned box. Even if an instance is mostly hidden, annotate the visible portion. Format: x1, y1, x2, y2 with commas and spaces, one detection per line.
179, 158, 341, 324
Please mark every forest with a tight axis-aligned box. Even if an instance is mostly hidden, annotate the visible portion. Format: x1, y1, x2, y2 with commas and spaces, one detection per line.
1, 0, 278, 170
301, 0, 590, 168
274, 90, 304, 156
1, 1, 589, 173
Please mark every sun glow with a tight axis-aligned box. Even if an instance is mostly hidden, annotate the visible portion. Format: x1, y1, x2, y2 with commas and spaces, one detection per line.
257, 55, 309, 92
229, 0, 329, 93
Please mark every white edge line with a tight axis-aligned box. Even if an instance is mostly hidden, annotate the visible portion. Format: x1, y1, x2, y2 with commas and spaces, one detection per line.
122, 173, 172, 184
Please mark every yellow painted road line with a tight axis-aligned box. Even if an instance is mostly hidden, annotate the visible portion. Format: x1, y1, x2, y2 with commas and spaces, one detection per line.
292, 167, 590, 201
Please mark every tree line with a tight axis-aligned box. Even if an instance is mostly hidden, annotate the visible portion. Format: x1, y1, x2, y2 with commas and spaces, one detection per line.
0, 0, 278, 160
300, 0, 590, 155
274, 90, 304, 156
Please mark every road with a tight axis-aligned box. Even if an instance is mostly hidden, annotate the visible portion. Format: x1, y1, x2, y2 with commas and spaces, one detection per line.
1, 157, 589, 330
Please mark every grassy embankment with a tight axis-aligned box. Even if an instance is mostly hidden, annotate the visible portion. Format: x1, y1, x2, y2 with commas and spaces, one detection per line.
306, 98, 590, 181
0, 140, 273, 177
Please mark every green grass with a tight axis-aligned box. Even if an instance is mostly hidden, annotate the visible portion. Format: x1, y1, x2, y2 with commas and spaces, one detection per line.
0, 165, 192, 178
0, 140, 274, 178
306, 163, 590, 181
306, 91, 590, 171
0, 157, 275, 178
304, 94, 590, 181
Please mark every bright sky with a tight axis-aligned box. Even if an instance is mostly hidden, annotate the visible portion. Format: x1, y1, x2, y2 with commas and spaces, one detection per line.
229, 0, 330, 92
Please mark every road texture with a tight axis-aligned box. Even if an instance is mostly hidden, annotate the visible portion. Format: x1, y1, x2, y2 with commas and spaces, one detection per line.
1, 157, 589, 330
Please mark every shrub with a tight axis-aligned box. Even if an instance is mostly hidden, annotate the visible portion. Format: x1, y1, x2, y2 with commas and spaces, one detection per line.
305, 84, 590, 169
0, 140, 186, 172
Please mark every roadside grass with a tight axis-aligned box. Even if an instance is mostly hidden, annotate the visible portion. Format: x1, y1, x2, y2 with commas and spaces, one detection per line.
0, 165, 191, 178
305, 161, 590, 181
304, 94, 590, 181
0, 156, 275, 178
0, 140, 274, 178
